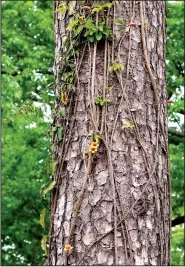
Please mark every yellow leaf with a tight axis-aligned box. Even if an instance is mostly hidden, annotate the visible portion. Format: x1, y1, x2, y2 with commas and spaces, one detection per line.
41, 235, 48, 255
144, 24, 149, 29
60, 92, 68, 105
94, 135, 101, 143
51, 161, 57, 176
114, 1, 120, 5
68, 3, 74, 12
40, 208, 46, 229
122, 122, 134, 129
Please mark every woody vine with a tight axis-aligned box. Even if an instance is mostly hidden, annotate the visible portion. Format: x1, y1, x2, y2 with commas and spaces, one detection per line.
39, 1, 170, 265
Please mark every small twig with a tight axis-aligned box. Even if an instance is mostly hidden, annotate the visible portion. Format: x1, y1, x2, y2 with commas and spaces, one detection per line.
105, 41, 111, 142
114, 175, 134, 265
140, 1, 158, 108
76, 42, 87, 78
100, 19, 108, 134
116, 201, 128, 264
91, 14, 98, 126
88, 40, 93, 122
111, 1, 115, 64
105, 144, 118, 264
110, 6, 136, 147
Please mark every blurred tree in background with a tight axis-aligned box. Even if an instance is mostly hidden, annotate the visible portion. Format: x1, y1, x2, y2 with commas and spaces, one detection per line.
1, 0, 184, 265
2, 1, 54, 265
166, 2, 184, 265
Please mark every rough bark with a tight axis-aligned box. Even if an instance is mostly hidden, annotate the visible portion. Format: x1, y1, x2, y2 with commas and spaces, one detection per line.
48, 1, 171, 265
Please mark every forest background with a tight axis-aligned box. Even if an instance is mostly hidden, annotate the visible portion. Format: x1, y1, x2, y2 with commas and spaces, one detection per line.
1, 1, 184, 266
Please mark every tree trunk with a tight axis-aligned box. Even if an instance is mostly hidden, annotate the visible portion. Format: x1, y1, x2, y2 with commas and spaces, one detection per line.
48, 1, 171, 265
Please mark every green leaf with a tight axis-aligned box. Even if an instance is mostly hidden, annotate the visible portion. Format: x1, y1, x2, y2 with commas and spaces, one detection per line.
95, 96, 110, 105
102, 3, 113, 9
109, 63, 125, 72
98, 24, 104, 32
92, 3, 101, 8
58, 127, 63, 141
95, 96, 101, 104
92, 2, 112, 13
99, 98, 104, 105
89, 35, 95, 42
40, 208, 46, 229
74, 25, 83, 35
85, 29, 96, 37
66, 19, 79, 31
40, 181, 56, 199
103, 27, 110, 36
96, 31, 102, 41
84, 31, 88, 37
92, 6, 102, 13
92, 8, 100, 13
94, 135, 101, 143
85, 19, 97, 31
59, 107, 65, 117
90, 29, 96, 35
51, 161, 57, 176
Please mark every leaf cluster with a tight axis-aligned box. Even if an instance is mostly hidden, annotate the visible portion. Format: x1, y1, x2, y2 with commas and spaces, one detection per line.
95, 96, 110, 106
109, 62, 124, 72
92, 2, 113, 14
67, 16, 111, 42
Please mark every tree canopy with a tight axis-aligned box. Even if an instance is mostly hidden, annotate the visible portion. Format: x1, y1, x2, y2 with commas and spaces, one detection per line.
2, 1, 184, 265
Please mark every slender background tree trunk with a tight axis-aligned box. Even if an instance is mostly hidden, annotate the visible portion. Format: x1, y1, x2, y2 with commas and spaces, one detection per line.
48, 1, 170, 265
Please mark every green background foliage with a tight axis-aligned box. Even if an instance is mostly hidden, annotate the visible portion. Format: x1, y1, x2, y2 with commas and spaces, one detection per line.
2, 1, 54, 265
2, 0, 184, 265
167, 2, 184, 265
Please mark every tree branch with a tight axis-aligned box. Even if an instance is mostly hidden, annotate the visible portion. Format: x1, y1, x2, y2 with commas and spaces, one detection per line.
172, 216, 184, 227
168, 127, 184, 137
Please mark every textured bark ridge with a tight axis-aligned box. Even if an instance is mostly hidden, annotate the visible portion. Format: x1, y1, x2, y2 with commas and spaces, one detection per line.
49, 1, 170, 265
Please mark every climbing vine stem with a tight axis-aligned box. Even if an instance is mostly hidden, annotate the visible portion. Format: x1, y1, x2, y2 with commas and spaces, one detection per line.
49, 1, 168, 265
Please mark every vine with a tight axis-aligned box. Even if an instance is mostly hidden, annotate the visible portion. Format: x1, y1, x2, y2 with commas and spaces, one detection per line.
48, 1, 166, 265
